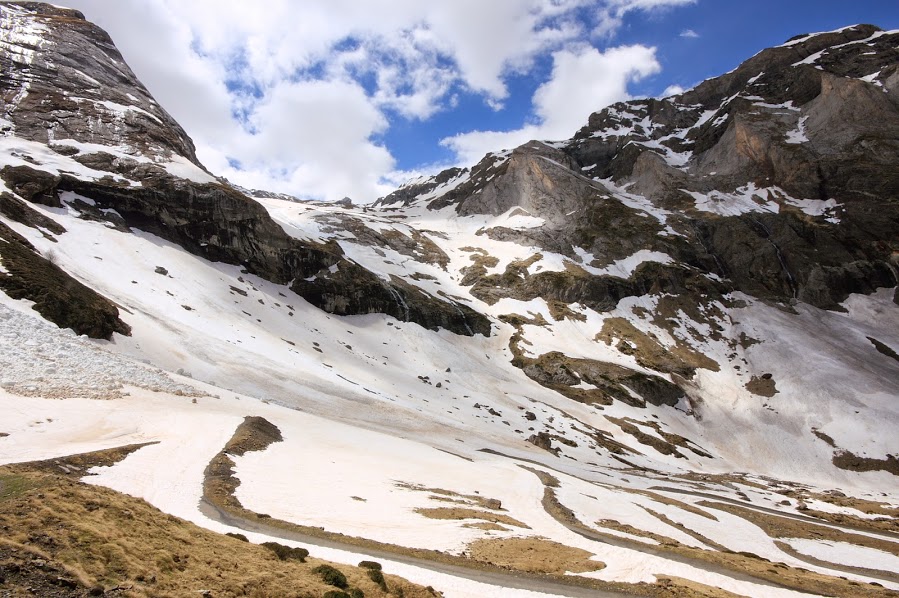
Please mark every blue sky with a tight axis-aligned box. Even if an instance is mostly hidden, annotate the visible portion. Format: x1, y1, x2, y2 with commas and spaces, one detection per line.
66, 0, 898, 202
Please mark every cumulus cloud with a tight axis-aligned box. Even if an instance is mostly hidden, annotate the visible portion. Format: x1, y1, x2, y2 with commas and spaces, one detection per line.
443, 44, 660, 165
680, 29, 699, 38
63, 0, 692, 201
594, 0, 697, 37
661, 84, 686, 97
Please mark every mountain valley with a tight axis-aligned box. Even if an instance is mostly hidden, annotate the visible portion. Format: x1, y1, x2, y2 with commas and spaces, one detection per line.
1, 3, 898, 597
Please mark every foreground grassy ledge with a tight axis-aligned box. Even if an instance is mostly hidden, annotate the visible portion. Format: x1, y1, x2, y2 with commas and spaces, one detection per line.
0, 449, 437, 598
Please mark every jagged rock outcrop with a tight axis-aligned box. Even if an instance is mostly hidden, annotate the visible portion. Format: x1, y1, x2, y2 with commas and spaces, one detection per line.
0, 219, 130, 339
292, 269, 491, 336
0, 3, 201, 167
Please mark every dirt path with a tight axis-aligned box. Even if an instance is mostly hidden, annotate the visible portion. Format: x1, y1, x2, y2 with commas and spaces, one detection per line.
198, 498, 625, 598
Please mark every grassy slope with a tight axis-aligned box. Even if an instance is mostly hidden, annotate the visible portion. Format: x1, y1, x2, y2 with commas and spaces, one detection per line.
0, 449, 437, 598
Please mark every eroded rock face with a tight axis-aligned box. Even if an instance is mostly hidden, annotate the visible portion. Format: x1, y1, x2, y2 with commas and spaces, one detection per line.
0, 220, 130, 340
291, 269, 491, 337
0, 3, 201, 167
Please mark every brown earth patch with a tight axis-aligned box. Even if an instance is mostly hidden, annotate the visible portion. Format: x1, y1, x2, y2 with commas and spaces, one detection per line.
396, 482, 505, 511
773, 486, 899, 534
613, 486, 718, 521
641, 507, 728, 551
652, 576, 748, 598
414, 507, 529, 529
521, 468, 899, 597
811, 428, 836, 447
462, 522, 509, 532
609, 417, 713, 459
595, 518, 679, 546
832, 450, 899, 477
605, 416, 684, 458
459, 247, 500, 286
518, 350, 686, 408
466, 537, 604, 574
745, 374, 778, 397
547, 299, 587, 322
773, 540, 899, 584
222, 416, 283, 456
14, 443, 156, 477
204, 416, 284, 515
597, 316, 720, 377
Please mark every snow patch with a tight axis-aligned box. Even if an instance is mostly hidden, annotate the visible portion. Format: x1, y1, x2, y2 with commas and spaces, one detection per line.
785, 116, 809, 144
685, 183, 780, 216
783, 538, 899, 573
161, 155, 218, 184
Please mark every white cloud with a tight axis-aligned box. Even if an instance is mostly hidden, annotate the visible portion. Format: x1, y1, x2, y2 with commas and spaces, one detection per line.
662, 84, 686, 97
594, 0, 697, 37
443, 44, 660, 165
62, 1, 691, 201
680, 28, 699, 38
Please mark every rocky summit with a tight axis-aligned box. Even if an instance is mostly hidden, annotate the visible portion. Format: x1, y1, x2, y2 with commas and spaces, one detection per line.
1, 3, 898, 598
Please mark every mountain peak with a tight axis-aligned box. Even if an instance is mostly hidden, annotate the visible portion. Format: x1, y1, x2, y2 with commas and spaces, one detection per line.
0, 1, 205, 179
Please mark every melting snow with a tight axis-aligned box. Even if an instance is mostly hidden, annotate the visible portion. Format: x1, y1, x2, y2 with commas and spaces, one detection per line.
783, 538, 899, 573
785, 116, 810, 144
685, 183, 780, 216
161, 155, 218, 184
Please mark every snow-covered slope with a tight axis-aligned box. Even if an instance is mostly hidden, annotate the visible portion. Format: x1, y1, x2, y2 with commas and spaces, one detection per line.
1, 4, 897, 597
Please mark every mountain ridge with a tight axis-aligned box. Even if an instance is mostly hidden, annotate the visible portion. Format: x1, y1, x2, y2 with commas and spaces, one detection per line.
1, 4, 898, 596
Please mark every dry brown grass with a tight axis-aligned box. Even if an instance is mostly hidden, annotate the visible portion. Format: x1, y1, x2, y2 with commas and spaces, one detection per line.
594, 518, 679, 546
652, 576, 747, 598
595, 316, 720, 376
0, 456, 435, 598
774, 488, 899, 534
413, 507, 529, 529
461, 522, 509, 532
466, 537, 605, 574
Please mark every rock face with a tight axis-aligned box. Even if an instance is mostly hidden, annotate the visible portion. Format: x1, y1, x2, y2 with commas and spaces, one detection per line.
0, 3, 200, 167
0, 218, 130, 339
0, 2, 485, 337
